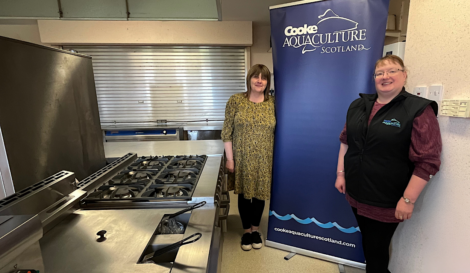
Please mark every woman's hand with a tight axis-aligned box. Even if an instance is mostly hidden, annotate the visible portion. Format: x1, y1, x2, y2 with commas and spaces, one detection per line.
335, 176, 346, 194
226, 159, 234, 173
395, 198, 414, 220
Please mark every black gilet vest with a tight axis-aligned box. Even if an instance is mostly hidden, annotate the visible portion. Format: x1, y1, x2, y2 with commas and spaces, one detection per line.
345, 89, 438, 208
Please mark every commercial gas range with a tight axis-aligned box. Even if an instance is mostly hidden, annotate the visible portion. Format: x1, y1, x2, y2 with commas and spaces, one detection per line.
82, 155, 207, 204
0, 140, 229, 273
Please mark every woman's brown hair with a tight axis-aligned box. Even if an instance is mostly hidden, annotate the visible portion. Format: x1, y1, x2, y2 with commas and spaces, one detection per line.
245, 64, 271, 101
375, 55, 406, 71
375, 55, 408, 83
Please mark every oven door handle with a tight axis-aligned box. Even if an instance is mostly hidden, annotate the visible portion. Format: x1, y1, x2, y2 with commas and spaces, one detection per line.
218, 203, 230, 221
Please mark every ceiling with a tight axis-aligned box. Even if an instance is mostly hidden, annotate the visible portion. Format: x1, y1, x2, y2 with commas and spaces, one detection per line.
0, 0, 302, 29
221, 0, 295, 26
0, 0, 296, 25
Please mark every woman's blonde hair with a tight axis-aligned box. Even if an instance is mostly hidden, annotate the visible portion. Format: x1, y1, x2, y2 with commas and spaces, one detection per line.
245, 64, 271, 101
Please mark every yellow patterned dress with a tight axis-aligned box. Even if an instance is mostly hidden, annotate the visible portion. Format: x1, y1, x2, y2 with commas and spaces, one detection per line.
221, 93, 276, 200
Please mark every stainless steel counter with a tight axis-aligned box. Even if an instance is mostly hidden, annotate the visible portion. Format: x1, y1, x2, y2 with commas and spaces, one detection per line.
101, 122, 224, 131
41, 205, 217, 273
104, 140, 225, 157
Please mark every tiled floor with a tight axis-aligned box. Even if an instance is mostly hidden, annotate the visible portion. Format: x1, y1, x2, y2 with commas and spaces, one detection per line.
221, 192, 366, 273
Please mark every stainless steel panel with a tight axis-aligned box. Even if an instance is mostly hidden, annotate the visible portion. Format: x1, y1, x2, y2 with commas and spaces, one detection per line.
39, 189, 87, 233
105, 132, 180, 142
101, 122, 223, 131
183, 122, 224, 131
191, 156, 222, 204
0, 171, 76, 218
171, 204, 217, 273
0, 241, 44, 273
207, 226, 222, 273
40, 208, 212, 273
0, 37, 106, 191
63, 46, 246, 125
80, 200, 189, 210
103, 140, 225, 158
0, 214, 44, 272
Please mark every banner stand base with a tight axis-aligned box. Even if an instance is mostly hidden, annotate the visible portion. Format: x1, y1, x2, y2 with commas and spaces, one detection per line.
284, 252, 296, 260
266, 240, 366, 270
338, 264, 346, 273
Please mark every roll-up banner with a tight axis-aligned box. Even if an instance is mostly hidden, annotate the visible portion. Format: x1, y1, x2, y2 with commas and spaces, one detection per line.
267, 0, 390, 267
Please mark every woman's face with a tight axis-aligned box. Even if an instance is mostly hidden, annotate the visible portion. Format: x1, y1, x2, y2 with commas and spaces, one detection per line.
250, 73, 268, 94
374, 60, 407, 96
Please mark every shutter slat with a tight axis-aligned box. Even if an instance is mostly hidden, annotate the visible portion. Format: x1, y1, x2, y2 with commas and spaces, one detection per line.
64, 46, 246, 124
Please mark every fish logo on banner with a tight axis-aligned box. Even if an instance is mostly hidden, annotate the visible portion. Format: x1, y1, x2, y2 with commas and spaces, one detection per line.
283, 9, 370, 54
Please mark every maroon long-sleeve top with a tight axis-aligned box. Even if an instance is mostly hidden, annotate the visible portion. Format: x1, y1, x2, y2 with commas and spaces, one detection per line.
339, 102, 442, 223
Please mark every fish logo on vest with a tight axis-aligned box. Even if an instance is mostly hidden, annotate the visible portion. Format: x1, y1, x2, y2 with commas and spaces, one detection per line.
382, 119, 401, 128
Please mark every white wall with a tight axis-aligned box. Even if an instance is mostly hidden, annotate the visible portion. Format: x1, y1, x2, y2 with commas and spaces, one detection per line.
390, 1, 470, 272
251, 24, 273, 72
250, 24, 275, 90
37, 20, 252, 46
0, 19, 47, 45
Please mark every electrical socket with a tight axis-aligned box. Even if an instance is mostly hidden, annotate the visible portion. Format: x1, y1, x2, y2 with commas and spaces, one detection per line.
428, 84, 444, 102
413, 86, 428, 98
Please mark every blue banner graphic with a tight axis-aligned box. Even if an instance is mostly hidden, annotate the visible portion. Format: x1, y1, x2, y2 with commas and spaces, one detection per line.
267, 0, 390, 264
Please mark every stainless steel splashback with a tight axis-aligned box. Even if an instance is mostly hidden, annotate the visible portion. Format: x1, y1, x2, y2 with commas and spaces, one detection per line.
0, 36, 106, 192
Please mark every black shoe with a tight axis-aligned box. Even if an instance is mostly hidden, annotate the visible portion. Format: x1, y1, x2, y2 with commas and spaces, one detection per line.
241, 233, 253, 251
251, 231, 263, 249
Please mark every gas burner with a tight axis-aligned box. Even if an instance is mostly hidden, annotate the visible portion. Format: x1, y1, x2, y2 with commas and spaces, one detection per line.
167, 187, 188, 197
165, 165, 200, 174
129, 160, 165, 171
112, 187, 137, 199
171, 155, 206, 163
82, 154, 208, 204
110, 170, 157, 185
167, 160, 202, 172
156, 170, 197, 184
142, 186, 191, 198
136, 155, 172, 163
87, 184, 144, 200
129, 156, 171, 171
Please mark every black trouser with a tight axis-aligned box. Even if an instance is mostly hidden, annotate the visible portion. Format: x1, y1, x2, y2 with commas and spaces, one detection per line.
352, 207, 399, 273
238, 194, 265, 230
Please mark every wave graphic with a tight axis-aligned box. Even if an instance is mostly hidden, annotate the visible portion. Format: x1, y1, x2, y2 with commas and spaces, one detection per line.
270, 211, 361, 234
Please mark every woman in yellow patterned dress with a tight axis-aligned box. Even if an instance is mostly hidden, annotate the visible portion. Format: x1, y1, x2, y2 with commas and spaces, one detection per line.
221, 64, 276, 251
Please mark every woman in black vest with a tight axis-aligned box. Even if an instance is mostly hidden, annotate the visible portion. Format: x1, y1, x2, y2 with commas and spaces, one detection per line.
334, 55, 442, 273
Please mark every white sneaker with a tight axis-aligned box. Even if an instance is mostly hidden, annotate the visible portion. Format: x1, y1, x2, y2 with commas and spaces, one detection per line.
241, 233, 253, 251
251, 231, 263, 249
